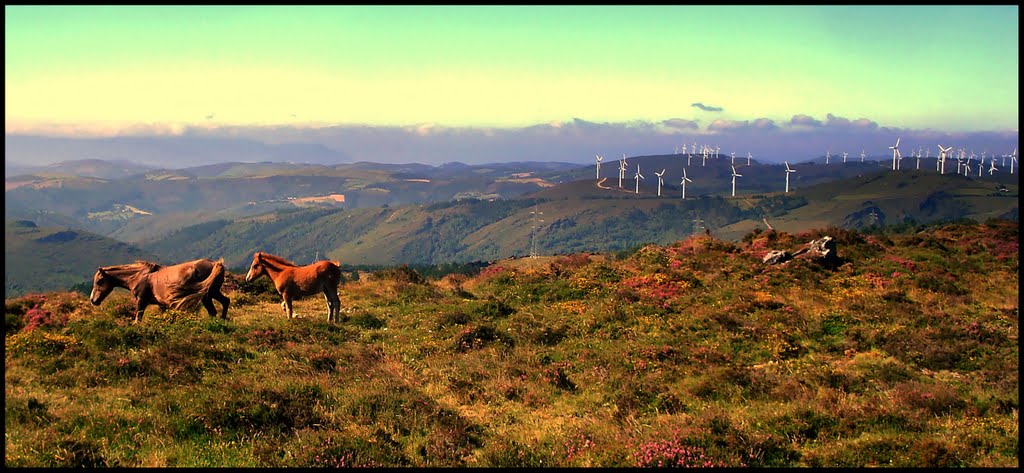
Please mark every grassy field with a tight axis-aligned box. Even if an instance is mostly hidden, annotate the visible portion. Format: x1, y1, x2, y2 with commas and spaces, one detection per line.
4, 220, 1018, 467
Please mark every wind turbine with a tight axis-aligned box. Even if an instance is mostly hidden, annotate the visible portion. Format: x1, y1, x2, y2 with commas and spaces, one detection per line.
634, 164, 644, 194
825, 150, 831, 164
989, 156, 998, 175
843, 152, 849, 164
655, 169, 666, 196
687, 150, 692, 166
784, 161, 796, 193
730, 152, 736, 165
730, 165, 742, 197
529, 204, 544, 258
715, 146, 720, 160
963, 155, 972, 177
955, 153, 964, 175
978, 153, 985, 177
1011, 148, 1017, 174
595, 155, 603, 180
889, 138, 901, 171
915, 149, 922, 170
861, 149, 866, 163
938, 145, 952, 174
747, 152, 752, 166
680, 168, 692, 199
702, 146, 708, 166
618, 156, 627, 188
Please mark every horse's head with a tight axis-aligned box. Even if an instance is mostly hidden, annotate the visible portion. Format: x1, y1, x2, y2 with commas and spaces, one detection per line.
245, 252, 265, 282
90, 268, 116, 305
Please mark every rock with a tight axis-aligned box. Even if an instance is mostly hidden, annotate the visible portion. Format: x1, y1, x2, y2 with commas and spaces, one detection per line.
803, 235, 840, 268
762, 250, 791, 265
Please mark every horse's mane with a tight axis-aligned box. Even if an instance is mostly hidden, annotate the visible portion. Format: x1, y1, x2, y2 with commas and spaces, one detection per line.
102, 260, 162, 274
259, 252, 299, 267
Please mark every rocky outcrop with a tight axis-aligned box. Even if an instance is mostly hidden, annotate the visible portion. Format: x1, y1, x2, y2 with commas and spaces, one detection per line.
762, 250, 791, 265
765, 235, 841, 268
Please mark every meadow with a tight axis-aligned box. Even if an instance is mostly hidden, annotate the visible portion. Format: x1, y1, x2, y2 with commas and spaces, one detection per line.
4, 220, 1018, 467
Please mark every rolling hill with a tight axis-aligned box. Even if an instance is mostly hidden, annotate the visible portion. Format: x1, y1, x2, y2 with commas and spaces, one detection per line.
136, 168, 1018, 271
5, 159, 577, 238
4, 220, 158, 297
4, 220, 1017, 467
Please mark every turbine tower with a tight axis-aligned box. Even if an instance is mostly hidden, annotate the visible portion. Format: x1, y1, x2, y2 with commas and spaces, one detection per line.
1011, 148, 1017, 174
618, 156, 627, 188
916, 149, 922, 170
860, 149, 866, 163
730, 152, 736, 165
680, 168, 692, 200
825, 150, 831, 164
702, 146, 708, 166
938, 145, 952, 174
529, 204, 544, 258
989, 157, 998, 175
747, 152, 752, 166
730, 165, 742, 197
843, 152, 848, 163
889, 138, 901, 171
634, 164, 645, 194
784, 161, 796, 193
595, 155, 603, 180
655, 169, 666, 196
963, 156, 972, 177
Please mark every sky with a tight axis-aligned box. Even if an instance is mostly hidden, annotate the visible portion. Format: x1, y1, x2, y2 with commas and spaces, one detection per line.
4, 5, 1019, 165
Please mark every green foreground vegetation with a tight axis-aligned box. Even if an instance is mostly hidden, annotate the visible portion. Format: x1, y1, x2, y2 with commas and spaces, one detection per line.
5, 220, 1018, 467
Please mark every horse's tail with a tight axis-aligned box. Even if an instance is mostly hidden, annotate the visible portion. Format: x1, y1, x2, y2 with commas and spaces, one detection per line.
172, 259, 226, 311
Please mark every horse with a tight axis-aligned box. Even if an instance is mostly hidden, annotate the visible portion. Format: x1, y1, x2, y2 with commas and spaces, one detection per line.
244, 252, 343, 322
90, 258, 229, 323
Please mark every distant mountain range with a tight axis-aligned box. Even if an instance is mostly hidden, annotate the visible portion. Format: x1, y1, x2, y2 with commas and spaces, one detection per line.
4, 155, 1018, 295
4, 134, 354, 170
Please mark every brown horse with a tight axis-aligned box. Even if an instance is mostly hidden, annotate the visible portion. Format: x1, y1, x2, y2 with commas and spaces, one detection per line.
245, 252, 342, 322
91, 258, 229, 322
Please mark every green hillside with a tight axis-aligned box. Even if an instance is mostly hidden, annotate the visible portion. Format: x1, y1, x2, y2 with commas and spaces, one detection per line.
5, 160, 572, 238
4, 221, 157, 297
138, 169, 1019, 269
5, 220, 1017, 467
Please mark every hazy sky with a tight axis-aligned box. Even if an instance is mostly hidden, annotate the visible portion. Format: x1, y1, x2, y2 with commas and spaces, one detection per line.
4, 5, 1019, 164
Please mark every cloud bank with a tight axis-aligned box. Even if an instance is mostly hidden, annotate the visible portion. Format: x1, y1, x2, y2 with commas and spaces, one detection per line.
5, 113, 1017, 168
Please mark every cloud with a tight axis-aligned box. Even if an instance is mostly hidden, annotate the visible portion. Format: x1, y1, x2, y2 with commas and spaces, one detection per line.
753, 118, 778, 131
789, 114, 823, 127
707, 118, 777, 133
825, 113, 878, 130
660, 118, 699, 130
691, 103, 723, 112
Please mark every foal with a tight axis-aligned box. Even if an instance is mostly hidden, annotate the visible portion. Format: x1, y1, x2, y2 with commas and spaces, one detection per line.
244, 252, 343, 322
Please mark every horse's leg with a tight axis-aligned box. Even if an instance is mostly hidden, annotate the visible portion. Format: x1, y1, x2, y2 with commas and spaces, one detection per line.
322, 289, 334, 322
212, 290, 230, 319
202, 295, 217, 318
134, 301, 147, 323
329, 288, 342, 322
284, 297, 294, 319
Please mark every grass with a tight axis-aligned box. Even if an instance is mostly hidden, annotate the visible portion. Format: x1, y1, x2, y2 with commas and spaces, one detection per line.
4, 219, 1018, 467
